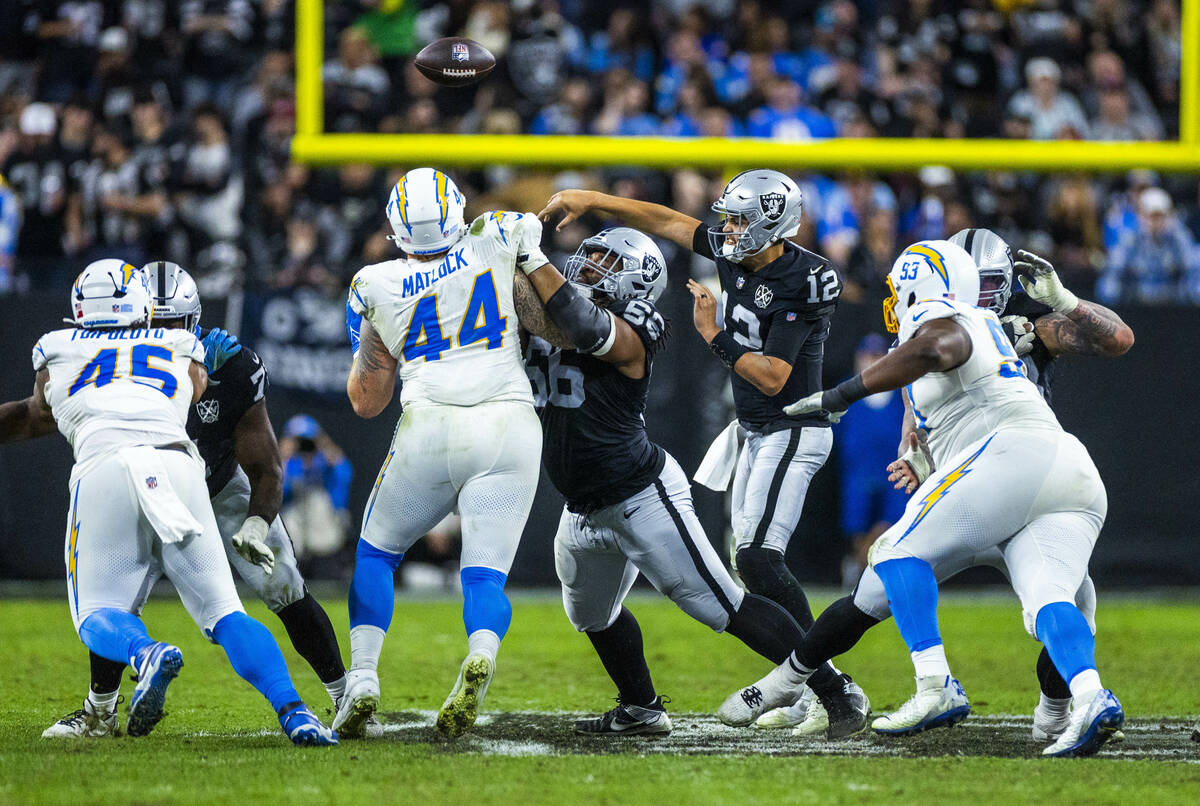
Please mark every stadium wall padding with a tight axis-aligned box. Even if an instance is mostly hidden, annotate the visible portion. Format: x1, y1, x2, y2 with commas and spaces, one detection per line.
1, 291, 1195, 586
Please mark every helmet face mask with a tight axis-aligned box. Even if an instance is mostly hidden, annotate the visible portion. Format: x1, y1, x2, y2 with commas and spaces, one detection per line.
142, 261, 202, 332
68, 259, 152, 329
387, 167, 466, 257
947, 227, 1014, 313
564, 227, 668, 304
705, 170, 802, 264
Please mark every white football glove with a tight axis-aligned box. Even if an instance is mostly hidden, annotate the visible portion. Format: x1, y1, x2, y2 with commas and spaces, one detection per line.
1000, 314, 1037, 357
1013, 249, 1079, 313
513, 213, 550, 275
783, 391, 846, 423
232, 516, 275, 576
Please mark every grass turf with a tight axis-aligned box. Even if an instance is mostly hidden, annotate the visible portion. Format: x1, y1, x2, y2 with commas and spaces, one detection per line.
1, 590, 1197, 805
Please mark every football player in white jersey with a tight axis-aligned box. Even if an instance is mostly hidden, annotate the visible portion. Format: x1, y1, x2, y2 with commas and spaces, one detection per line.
334, 168, 549, 738
0, 260, 336, 745
718, 241, 1123, 758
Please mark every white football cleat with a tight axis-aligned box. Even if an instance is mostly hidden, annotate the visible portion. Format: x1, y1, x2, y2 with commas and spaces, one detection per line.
871, 675, 970, 736
42, 698, 121, 738
331, 668, 380, 739
754, 688, 813, 730
1042, 689, 1124, 758
792, 700, 830, 737
717, 663, 803, 727
436, 653, 495, 738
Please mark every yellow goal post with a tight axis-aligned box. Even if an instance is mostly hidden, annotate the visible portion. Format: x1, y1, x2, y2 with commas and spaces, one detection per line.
292, 0, 1200, 173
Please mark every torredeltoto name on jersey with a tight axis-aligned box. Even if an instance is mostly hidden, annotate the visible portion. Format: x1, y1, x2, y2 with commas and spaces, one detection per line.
33, 326, 205, 464
348, 211, 534, 409
899, 298, 1061, 465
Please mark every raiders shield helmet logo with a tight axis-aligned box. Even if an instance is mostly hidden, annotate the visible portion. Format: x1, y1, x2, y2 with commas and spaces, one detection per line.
754, 284, 774, 308
196, 399, 220, 424
759, 192, 785, 221
641, 253, 663, 282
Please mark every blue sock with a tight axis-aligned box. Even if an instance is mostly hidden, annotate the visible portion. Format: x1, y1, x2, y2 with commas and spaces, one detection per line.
874, 558, 943, 652
212, 612, 301, 714
461, 566, 511, 639
1035, 602, 1096, 685
348, 539, 404, 631
78, 608, 155, 668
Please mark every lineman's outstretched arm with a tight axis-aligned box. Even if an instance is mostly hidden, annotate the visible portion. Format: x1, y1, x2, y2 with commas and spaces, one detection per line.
538, 189, 700, 251
513, 271, 573, 349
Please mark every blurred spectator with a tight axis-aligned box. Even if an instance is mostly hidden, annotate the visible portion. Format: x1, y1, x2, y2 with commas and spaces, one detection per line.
280, 414, 353, 567
323, 26, 390, 131
1006, 58, 1089, 140
1044, 175, 1104, 290
0, 171, 18, 293
174, 105, 242, 256
530, 77, 593, 135
1082, 50, 1163, 139
1090, 84, 1161, 141
1099, 187, 1200, 305
32, 0, 108, 103
584, 8, 654, 83
833, 333, 908, 589
1, 103, 70, 281
594, 75, 658, 137
745, 77, 835, 140
844, 208, 898, 306
180, 0, 255, 110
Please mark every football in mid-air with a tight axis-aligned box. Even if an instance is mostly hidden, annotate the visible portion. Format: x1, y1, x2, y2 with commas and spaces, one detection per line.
414, 37, 495, 87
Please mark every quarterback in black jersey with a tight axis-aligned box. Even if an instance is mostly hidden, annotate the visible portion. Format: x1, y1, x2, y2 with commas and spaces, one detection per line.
516, 216, 866, 737
540, 173, 869, 733
39, 263, 351, 740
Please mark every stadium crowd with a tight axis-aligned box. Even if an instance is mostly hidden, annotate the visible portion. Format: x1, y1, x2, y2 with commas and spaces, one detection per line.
0, 0, 1198, 304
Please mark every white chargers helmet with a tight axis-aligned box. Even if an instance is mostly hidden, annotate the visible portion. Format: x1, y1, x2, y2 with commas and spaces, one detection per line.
947, 228, 1014, 313
708, 169, 803, 263
68, 258, 151, 328
386, 167, 466, 256
883, 240, 980, 334
142, 261, 202, 332
565, 227, 668, 303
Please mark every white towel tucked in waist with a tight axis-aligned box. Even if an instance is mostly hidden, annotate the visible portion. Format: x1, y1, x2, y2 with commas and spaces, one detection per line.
118, 445, 203, 544
693, 419, 742, 491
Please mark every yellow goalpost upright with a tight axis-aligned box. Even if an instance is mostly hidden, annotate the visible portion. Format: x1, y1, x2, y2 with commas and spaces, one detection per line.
292, 0, 1200, 173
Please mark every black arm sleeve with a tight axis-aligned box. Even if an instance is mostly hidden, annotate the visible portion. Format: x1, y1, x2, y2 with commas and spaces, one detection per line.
544, 283, 615, 355
692, 222, 715, 260
762, 311, 819, 362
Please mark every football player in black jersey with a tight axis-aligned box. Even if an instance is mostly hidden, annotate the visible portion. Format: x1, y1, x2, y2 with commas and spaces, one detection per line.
540, 171, 869, 733
41, 262, 352, 739
767, 228, 1135, 747
515, 216, 867, 737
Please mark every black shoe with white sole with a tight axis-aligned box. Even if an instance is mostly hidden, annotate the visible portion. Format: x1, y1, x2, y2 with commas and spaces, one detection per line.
575, 696, 672, 736
817, 678, 871, 739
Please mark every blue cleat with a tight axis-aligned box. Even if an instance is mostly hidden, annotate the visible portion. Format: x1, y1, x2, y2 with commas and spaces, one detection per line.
1042, 689, 1124, 758
279, 702, 339, 746
871, 675, 970, 736
127, 642, 184, 737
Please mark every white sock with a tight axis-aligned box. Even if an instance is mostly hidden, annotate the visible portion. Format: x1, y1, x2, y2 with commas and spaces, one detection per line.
781, 653, 814, 687
1068, 669, 1102, 701
912, 644, 951, 680
349, 625, 387, 671
325, 674, 347, 705
1038, 692, 1070, 717
88, 688, 119, 713
467, 629, 501, 663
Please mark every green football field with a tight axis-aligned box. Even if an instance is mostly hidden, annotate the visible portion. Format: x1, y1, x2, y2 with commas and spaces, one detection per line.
1, 590, 1197, 805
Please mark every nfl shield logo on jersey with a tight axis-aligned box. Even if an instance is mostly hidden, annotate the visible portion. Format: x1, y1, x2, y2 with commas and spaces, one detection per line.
759, 192, 785, 220
736, 276, 746, 289
196, 399, 220, 424
145, 477, 157, 490
452, 42, 469, 62
754, 284, 774, 308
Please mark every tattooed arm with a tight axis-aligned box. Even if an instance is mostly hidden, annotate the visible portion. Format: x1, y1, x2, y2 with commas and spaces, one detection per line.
513, 271, 574, 348
1034, 300, 1135, 358
347, 318, 399, 418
